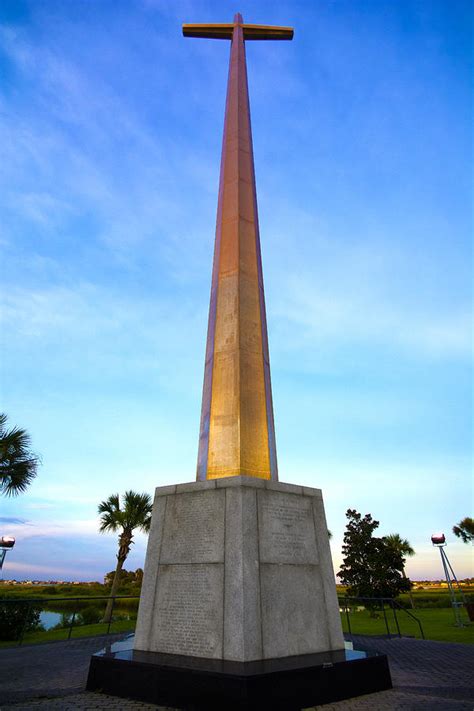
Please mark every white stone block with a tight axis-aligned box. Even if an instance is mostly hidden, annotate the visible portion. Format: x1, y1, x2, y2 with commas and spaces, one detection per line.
260, 564, 330, 657
257, 489, 319, 565
149, 563, 224, 658
160, 489, 225, 564
134, 476, 344, 661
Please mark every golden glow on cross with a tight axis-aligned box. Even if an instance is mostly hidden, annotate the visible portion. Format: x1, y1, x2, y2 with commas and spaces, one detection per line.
186, 14, 293, 480
182, 23, 294, 40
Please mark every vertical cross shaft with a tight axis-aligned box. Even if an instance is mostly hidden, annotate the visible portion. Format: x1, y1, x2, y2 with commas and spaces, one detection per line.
184, 14, 293, 480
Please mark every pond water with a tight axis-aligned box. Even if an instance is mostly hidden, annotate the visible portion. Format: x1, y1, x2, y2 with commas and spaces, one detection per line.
39, 611, 63, 630
38, 609, 136, 630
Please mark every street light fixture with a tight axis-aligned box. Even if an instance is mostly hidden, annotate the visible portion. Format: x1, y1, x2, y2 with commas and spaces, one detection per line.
431, 532, 467, 627
0, 536, 16, 575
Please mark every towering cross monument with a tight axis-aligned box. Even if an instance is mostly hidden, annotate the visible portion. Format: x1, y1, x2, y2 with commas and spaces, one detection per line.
128, 10, 345, 664
87, 15, 392, 709
189, 15, 291, 482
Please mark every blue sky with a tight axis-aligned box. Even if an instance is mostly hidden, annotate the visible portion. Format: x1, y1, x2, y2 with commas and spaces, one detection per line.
0, 0, 472, 582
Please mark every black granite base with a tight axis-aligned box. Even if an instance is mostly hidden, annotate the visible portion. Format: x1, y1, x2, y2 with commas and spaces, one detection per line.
87, 636, 392, 711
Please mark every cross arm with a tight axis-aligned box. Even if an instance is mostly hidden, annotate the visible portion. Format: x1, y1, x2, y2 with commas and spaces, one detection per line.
242, 24, 293, 40
182, 23, 293, 41
182, 24, 234, 40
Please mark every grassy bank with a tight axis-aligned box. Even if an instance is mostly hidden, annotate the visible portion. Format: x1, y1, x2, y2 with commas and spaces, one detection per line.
0, 617, 135, 648
340, 607, 473, 644
0, 582, 126, 599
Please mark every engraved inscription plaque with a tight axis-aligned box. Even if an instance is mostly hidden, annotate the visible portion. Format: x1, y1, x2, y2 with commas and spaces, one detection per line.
258, 490, 318, 564
151, 563, 224, 658
160, 489, 225, 563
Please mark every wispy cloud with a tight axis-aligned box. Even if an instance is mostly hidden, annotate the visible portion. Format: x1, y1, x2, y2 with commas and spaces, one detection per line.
5, 560, 96, 578
273, 269, 471, 361
0, 21, 212, 280
2, 281, 205, 398
0, 516, 99, 541
26, 502, 57, 511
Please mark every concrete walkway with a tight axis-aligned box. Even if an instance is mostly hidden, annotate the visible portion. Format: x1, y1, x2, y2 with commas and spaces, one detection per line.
0, 634, 472, 710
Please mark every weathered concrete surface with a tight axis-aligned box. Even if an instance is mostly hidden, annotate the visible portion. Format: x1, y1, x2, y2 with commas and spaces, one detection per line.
149, 562, 224, 658
223, 484, 262, 660
159, 489, 225, 564
134, 476, 344, 661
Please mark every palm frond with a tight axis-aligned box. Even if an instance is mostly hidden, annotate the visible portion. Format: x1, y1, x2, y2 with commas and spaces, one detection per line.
123, 490, 153, 532
0, 459, 38, 496
98, 491, 152, 535
384, 533, 415, 557
0, 414, 39, 497
98, 493, 120, 514
98, 493, 122, 532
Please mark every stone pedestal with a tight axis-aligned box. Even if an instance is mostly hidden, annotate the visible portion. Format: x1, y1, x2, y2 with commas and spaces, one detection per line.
87, 476, 392, 708
134, 476, 344, 660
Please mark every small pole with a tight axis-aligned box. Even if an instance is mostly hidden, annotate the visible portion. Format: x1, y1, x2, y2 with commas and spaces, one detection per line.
107, 596, 114, 635
391, 600, 401, 637
381, 599, 390, 637
68, 600, 78, 640
344, 599, 352, 636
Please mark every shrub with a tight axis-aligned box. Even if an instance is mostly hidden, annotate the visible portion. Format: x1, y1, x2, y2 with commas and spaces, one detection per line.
78, 605, 103, 625
0, 600, 42, 641
409, 595, 451, 609
53, 612, 73, 629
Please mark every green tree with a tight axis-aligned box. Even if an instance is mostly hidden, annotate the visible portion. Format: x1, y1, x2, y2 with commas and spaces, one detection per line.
452, 517, 474, 544
384, 533, 415, 608
104, 568, 143, 587
0, 413, 39, 496
99, 491, 153, 622
337, 509, 411, 600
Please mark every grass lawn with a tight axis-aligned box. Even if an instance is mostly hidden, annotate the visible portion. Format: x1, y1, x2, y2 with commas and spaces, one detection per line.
340, 607, 474, 644
1, 608, 471, 648
0, 618, 135, 648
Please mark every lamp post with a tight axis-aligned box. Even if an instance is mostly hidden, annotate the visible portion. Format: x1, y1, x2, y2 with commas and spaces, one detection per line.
0, 536, 16, 579
431, 533, 467, 627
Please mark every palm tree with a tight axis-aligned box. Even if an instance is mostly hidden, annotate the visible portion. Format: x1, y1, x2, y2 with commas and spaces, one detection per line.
453, 517, 474, 544
384, 533, 415, 608
0, 413, 39, 496
99, 491, 153, 622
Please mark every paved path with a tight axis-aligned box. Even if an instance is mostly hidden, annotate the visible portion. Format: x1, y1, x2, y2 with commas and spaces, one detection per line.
309, 635, 474, 710
0, 635, 128, 706
0, 634, 472, 710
